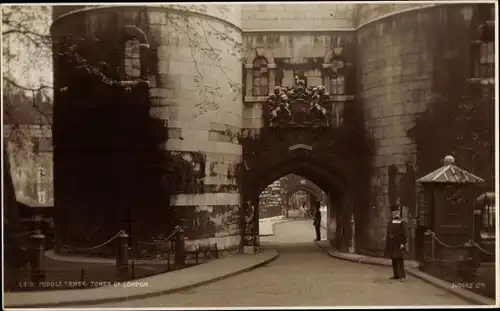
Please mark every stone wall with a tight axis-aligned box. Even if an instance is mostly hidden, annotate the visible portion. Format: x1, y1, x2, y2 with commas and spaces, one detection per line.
357, 4, 477, 251
48, 3, 492, 255
242, 31, 357, 131
241, 3, 356, 30
51, 5, 243, 251
148, 6, 243, 250
356, 3, 440, 27
240, 26, 362, 253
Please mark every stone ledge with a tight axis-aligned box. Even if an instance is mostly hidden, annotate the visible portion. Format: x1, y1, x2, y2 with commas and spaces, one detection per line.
52, 5, 243, 33
259, 216, 292, 236
259, 216, 285, 223
330, 95, 355, 101
244, 95, 355, 103
170, 193, 241, 206
243, 28, 356, 33
244, 96, 268, 103
314, 240, 496, 306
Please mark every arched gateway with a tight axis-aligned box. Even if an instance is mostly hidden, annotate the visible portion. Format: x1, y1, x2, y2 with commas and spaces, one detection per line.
284, 183, 325, 205
45, 3, 494, 262
239, 82, 371, 253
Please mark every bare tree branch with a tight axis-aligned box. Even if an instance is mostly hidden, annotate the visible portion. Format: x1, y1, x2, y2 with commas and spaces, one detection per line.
3, 5, 244, 122
3, 76, 52, 92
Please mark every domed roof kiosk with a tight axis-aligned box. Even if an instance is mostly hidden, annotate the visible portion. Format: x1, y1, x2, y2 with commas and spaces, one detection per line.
416, 155, 486, 280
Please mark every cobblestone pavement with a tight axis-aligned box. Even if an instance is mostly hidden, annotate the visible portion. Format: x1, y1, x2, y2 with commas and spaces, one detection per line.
92, 221, 472, 307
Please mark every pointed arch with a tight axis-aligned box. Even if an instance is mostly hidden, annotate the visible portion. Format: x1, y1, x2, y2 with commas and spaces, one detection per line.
285, 184, 325, 204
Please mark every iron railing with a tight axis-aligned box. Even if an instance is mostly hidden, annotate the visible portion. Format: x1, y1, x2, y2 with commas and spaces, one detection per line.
5, 228, 219, 292
420, 229, 495, 298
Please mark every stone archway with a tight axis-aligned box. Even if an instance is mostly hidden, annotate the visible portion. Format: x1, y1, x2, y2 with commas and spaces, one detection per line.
238, 78, 371, 254
283, 182, 329, 226
284, 184, 325, 206
241, 145, 355, 252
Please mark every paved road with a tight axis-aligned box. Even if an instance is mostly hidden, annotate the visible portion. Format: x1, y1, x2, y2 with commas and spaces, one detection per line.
92, 221, 472, 307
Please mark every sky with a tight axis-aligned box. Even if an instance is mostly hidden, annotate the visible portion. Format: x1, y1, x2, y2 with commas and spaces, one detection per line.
2, 5, 53, 98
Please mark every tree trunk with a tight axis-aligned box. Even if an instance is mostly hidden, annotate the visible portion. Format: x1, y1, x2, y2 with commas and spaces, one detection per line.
3, 145, 21, 232
3, 145, 28, 267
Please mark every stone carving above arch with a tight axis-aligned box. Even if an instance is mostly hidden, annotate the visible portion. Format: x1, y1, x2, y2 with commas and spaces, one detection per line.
267, 81, 330, 128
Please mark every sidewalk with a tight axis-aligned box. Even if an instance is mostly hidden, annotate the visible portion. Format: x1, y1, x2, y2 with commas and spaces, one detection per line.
4, 248, 279, 308
314, 240, 495, 306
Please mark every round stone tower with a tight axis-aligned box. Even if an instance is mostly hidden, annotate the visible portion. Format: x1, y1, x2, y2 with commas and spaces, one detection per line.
51, 5, 243, 254
355, 3, 479, 251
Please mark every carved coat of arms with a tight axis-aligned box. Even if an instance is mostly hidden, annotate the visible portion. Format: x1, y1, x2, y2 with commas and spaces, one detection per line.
267, 76, 330, 128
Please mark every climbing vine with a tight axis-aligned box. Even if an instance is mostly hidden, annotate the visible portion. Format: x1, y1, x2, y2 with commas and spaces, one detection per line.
408, 92, 495, 189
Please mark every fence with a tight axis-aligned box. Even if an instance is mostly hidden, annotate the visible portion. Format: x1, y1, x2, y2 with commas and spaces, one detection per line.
5, 226, 219, 292
419, 229, 495, 298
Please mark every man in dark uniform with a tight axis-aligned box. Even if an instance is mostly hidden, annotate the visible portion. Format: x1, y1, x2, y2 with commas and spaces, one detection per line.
385, 205, 408, 281
313, 201, 322, 241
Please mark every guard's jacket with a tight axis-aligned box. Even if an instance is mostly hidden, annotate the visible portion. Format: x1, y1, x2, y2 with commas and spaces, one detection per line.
385, 219, 408, 259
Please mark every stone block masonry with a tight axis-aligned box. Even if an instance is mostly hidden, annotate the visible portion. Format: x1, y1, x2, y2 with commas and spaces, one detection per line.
241, 3, 356, 30
51, 5, 244, 252
48, 3, 491, 257
147, 7, 244, 250
357, 4, 478, 251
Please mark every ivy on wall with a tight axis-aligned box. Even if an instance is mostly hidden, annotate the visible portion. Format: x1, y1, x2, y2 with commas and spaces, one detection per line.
167, 151, 207, 194
408, 91, 495, 190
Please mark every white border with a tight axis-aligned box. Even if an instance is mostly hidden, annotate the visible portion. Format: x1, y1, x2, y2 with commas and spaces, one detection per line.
1, 1, 499, 310
494, 0, 500, 305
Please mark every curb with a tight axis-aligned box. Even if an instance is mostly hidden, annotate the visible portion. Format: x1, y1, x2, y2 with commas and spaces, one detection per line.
315, 241, 419, 269
406, 267, 495, 306
5, 251, 280, 308
314, 241, 495, 306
